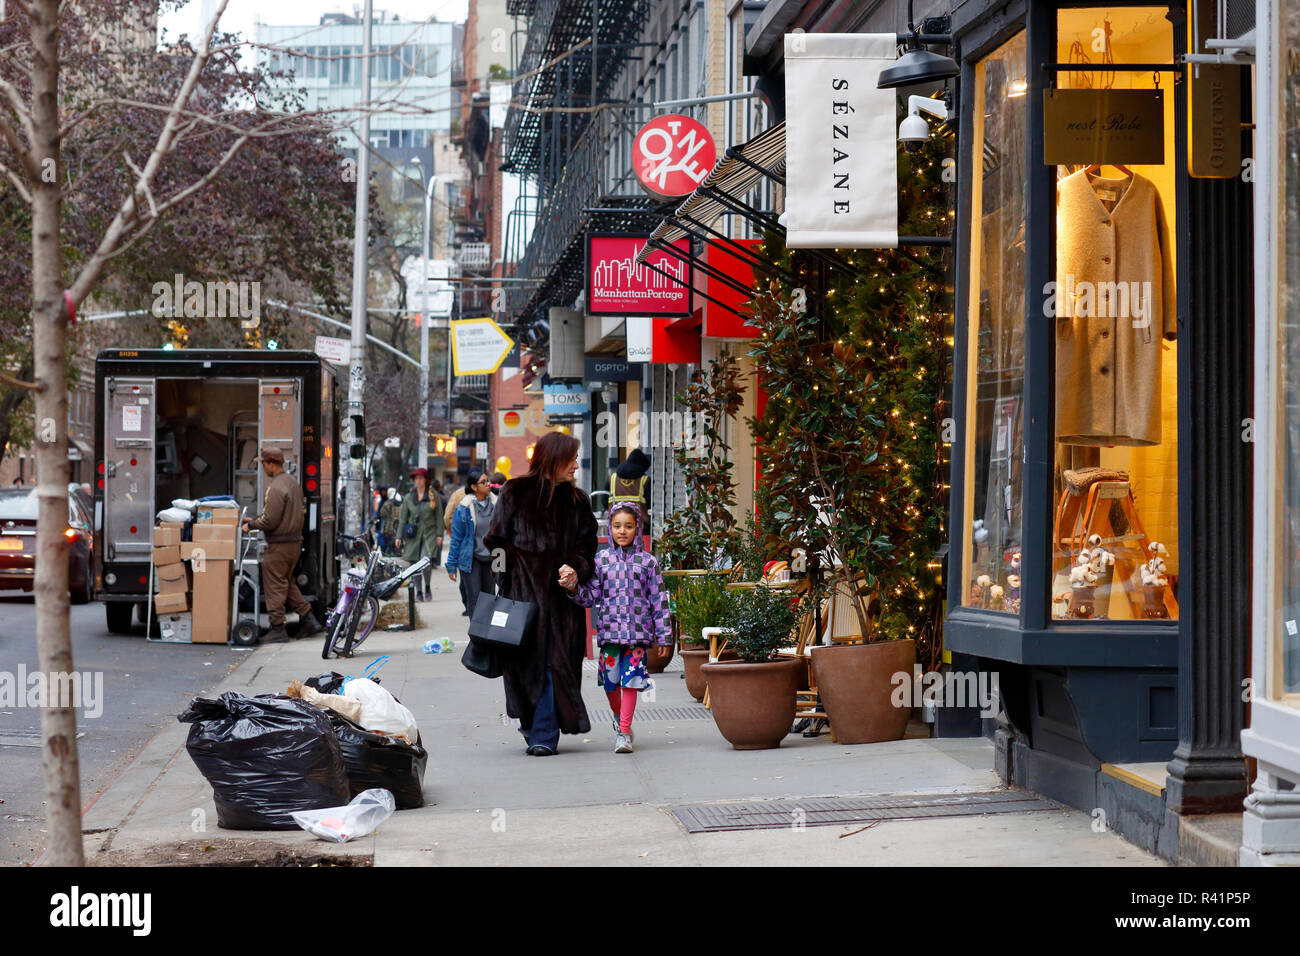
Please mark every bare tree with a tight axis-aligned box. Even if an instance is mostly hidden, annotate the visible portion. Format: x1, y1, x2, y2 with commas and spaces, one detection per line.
0, 0, 443, 865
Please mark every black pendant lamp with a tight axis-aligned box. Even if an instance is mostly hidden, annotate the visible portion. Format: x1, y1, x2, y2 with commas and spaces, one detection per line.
877, 1, 959, 89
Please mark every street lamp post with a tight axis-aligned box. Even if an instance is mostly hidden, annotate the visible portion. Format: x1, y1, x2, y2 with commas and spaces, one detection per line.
411, 157, 437, 472
344, 0, 375, 539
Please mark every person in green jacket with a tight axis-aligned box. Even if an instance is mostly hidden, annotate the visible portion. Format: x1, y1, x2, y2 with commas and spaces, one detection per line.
397, 467, 441, 601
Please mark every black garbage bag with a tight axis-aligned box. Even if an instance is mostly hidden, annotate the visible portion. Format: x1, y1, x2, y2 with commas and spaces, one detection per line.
327, 712, 429, 810
305, 670, 384, 695
305, 671, 348, 695
178, 692, 351, 830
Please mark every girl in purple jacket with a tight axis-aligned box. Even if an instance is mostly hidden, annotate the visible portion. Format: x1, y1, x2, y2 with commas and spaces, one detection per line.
559, 502, 670, 754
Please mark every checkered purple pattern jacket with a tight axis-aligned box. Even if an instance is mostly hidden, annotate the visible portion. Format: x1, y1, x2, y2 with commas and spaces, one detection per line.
568, 518, 671, 647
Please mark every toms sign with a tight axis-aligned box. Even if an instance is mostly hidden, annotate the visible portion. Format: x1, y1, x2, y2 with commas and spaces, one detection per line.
633, 114, 717, 199
543, 383, 590, 415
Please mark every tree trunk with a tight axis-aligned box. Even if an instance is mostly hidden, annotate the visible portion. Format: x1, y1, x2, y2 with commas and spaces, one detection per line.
31, 0, 82, 866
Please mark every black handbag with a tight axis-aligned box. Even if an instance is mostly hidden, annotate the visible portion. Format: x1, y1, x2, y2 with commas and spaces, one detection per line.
402, 521, 418, 538
461, 638, 504, 679
467, 591, 537, 649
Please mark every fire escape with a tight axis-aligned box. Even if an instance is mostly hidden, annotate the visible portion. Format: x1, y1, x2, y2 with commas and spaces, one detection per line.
501, 0, 663, 371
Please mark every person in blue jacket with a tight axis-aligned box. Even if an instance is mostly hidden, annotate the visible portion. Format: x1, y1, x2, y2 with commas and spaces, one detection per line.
447, 467, 498, 616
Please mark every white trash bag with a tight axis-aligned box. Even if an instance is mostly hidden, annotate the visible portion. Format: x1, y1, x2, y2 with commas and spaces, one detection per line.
341, 677, 419, 742
291, 788, 396, 843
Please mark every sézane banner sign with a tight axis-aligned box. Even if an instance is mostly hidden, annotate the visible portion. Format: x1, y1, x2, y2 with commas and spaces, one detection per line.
783, 33, 899, 248
1043, 89, 1165, 166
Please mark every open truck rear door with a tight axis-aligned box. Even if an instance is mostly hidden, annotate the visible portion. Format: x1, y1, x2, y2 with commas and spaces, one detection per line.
258, 378, 301, 503
103, 377, 156, 563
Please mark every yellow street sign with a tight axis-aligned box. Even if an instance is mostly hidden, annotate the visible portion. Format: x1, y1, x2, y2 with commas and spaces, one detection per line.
451, 316, 515, 376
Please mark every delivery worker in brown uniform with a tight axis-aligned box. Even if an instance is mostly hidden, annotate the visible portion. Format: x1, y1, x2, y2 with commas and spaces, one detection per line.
241, 446, 323, 643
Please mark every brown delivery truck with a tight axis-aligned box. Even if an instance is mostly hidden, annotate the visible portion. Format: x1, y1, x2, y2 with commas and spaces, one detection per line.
93, 349, 340, 637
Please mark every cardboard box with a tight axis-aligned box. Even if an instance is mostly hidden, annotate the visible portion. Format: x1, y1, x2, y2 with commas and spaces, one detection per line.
155, 562, 190, 595
157, 612, 192, 643
152, 544, 181, 566
154, 591, 189, 614
191, 560, 232, 643
194, 509, 213, 523
182, 523, 238, 561
210, 509, 241, 525
153, 525, 180, 547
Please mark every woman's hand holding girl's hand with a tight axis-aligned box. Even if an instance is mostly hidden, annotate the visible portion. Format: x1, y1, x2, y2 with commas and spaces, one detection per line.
558, 564, 578, 591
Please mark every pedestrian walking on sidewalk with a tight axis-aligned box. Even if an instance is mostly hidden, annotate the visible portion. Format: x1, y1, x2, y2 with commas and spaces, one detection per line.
429, 480, 448, 567
397, 467, 440, 601
447, 467, 497, 616
561, 501, 670, 754
376, 486, 400, 556
484, 432, 598, 756
242, 446, 322, 643
608, 447, 651, 527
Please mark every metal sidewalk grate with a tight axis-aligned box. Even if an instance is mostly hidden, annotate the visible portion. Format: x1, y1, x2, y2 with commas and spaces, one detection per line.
621, 705, 711, 722
671, 791, 1059, 833
506, 704, 712, 727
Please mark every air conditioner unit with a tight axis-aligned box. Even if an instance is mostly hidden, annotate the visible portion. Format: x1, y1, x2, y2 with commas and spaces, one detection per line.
547, 307, 584, 380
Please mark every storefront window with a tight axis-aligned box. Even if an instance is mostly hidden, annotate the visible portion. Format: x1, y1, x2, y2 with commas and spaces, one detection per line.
1049, 9, 1179, 622
963, 32, 1027, 612
1275, 2, 1300, 699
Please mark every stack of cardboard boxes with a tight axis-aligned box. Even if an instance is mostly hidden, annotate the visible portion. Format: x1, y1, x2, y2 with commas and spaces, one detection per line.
153, 506, 238, 644
185, 507, 238, 644
152, 524, 190, 643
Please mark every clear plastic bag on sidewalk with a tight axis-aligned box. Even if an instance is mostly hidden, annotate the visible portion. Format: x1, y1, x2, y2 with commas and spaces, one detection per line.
291, 788, 396, 843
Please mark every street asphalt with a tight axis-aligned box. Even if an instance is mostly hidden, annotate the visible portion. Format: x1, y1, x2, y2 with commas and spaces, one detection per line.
0, 592, 251, 864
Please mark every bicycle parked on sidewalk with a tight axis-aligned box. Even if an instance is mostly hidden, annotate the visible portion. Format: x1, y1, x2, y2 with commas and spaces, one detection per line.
322, 536, 430, 659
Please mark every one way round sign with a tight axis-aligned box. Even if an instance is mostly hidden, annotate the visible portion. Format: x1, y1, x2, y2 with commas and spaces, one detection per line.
451, 317, 515, 376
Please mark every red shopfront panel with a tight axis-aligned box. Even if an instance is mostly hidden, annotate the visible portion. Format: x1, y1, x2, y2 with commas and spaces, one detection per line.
703, 238, 761, 339
652, 313, 700, 364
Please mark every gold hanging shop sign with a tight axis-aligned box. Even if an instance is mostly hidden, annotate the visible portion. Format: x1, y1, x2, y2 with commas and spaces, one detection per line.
1187, 5, 1242, 178
1043, 89, 1165, 166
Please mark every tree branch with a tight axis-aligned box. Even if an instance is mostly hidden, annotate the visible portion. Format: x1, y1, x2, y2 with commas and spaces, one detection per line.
0, 370, 41, 391
66, 0, 237, 304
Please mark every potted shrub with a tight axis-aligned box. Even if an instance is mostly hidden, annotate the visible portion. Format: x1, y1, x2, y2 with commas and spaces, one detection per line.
701, 585, 803, 749
671, 573, 737, 700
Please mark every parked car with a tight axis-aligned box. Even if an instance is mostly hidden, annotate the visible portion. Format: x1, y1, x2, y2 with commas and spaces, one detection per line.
0, 486, 94, 603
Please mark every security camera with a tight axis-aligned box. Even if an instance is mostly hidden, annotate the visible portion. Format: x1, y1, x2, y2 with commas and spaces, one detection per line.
898, 94, 951, 149
899, 112, 932, 145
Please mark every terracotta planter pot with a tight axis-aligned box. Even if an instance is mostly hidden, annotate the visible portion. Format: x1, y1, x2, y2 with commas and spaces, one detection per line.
680, 646, 737, 700
646, 641, 675, 673
810, 640, 916, 744
700, 657, 803, 750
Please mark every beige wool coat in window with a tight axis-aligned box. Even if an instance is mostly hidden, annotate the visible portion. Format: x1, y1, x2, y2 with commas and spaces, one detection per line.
1054, 170, 1176, 446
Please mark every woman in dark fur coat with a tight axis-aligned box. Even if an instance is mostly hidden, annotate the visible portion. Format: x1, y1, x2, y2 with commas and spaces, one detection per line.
483, 431, 598, 755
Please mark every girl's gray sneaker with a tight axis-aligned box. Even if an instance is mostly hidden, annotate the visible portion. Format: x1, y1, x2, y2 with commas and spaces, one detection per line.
614, 732, 634, 754
611, 716, 633, 744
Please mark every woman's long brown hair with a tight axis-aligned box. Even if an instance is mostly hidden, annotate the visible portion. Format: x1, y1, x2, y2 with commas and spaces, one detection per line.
529, 431, 581, 506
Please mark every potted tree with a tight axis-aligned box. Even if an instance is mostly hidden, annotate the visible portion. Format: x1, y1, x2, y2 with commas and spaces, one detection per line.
671, 573, 737, 700
746, 137, 949, 744
700, 585, 803, 749
656, 349, 746, 679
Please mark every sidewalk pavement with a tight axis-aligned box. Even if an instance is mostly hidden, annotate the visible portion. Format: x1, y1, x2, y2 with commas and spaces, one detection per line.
82, 583, 1164, 866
